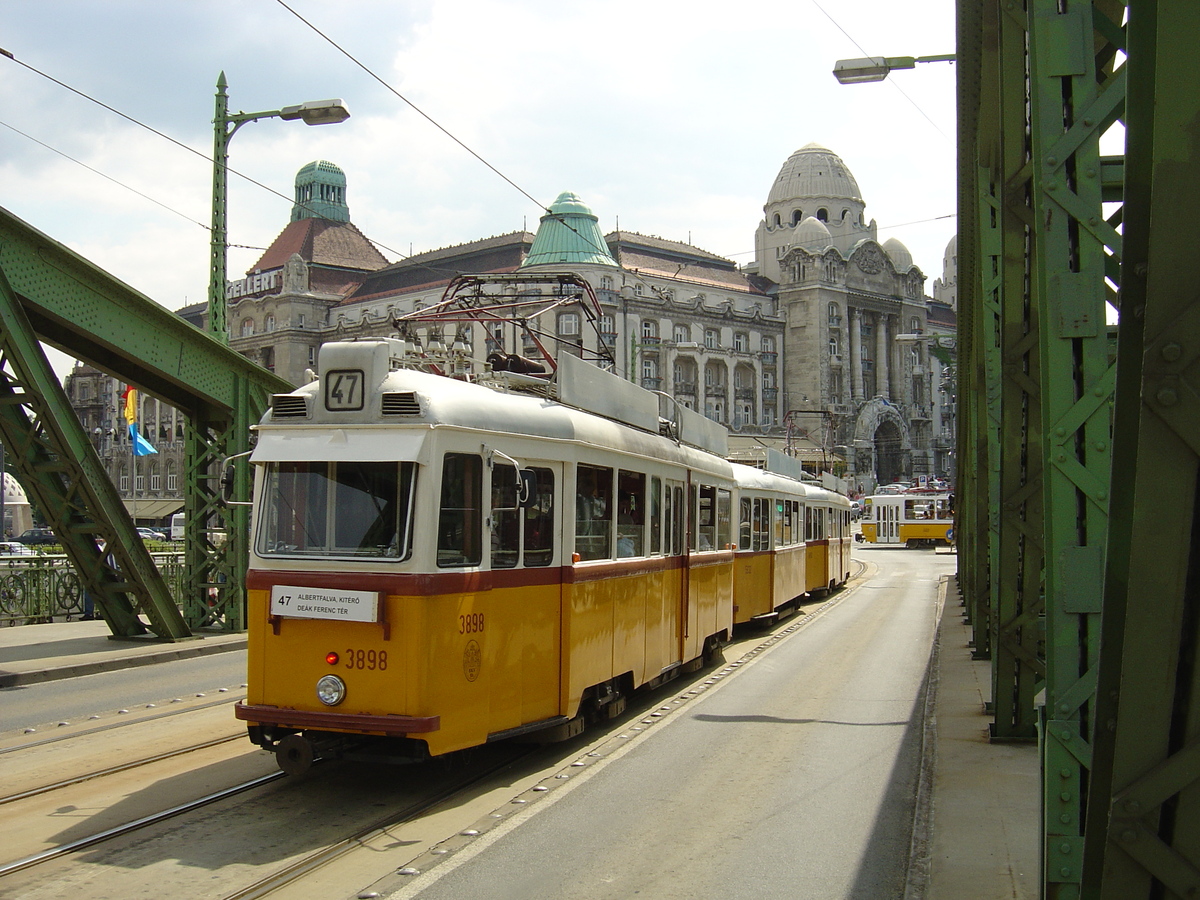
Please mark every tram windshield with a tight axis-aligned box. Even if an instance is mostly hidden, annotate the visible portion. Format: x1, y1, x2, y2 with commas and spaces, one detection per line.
257, 461, 416, 560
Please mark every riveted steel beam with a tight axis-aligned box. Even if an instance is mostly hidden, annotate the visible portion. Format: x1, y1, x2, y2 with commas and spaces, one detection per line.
1082, 2, 1200, 897
0, 205, 288, 635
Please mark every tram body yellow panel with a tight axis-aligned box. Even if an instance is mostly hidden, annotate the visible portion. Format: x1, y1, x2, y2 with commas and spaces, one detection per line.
247, 583, 561, 758
897, 522, 954, 544
561, 571, 616, 719
733, 552, 772, 623
686, 556, 733, 659
805, 543, 830, 592
644, 566, 683, 674
773, 545, 806, 607
861, 522, 879, 543
612, 573, 648, 687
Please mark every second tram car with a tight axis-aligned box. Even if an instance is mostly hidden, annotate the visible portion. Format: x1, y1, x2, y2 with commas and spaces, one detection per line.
236, 339, 850, 772
859, 491, 954, 548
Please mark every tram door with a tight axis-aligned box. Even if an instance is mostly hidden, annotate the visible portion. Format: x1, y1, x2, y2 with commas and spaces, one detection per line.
880, 501, 899, 543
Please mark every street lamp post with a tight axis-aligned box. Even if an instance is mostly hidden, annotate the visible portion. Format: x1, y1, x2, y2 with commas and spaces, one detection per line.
208, 72, 349, 344
832, 54, 956, 84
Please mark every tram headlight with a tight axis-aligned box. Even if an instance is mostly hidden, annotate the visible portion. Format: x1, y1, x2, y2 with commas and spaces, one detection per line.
316, 674, 346, 706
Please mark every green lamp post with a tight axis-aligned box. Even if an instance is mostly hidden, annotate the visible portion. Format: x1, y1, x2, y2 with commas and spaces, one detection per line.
208, 72, 349, 343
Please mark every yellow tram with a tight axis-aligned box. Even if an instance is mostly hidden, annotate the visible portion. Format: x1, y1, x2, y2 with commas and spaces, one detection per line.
236, 339, 849, 772
859, 491, 954, 548
731, 465, 852, 624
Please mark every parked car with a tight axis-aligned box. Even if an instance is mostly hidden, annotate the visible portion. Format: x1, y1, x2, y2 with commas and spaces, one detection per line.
137, 527, 167, 541
850, 500, 863, 520
0, 541, 35, 556
14, 528, 58, 546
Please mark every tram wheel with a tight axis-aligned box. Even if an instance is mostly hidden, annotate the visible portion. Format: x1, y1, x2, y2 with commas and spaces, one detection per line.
275, 733, 316, 775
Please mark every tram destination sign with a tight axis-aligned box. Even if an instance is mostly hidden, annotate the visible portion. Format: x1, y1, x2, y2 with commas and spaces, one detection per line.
270, 585, 379, 623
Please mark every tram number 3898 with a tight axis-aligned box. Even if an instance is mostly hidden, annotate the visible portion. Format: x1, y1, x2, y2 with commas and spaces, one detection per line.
459, 613, 486, 634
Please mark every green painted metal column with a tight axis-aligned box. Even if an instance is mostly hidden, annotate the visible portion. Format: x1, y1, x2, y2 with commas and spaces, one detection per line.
1028, 0, 1126, 894
1082, 3, 1200, 896
0, 268, 190, 639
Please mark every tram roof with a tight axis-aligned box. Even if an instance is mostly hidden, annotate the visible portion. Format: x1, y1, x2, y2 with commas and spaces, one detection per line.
253, 347, 734, 474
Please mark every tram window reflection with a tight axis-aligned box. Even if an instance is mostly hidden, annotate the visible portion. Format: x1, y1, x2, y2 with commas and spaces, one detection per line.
523, 467, 554, 567
616, 470, 646, 558
439, 453, 483, 567
575, 465, 612, 560
258, 461, 414, 560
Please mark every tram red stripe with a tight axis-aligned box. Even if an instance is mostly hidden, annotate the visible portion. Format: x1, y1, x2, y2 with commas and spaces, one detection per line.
234, 701, 440, 734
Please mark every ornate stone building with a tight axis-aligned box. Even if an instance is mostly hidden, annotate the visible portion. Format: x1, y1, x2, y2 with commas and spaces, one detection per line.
750, 143, 957, 488
73, 148, 956, 502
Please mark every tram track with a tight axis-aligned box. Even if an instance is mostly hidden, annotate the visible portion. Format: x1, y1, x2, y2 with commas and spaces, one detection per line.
0, 731, 246, 806
0, 690, 247, 755
0, 771, 287, 878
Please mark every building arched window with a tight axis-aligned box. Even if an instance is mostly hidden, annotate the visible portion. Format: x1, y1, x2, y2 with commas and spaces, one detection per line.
600, 275, 613, 291
791, 209, 803, 226
240, 318, 255, 337
830, 335, 841, 358
816, 207, 829, 222
910, 316, 922, 333
641, 319, 658, 339
828, 302, 841, 325
265, 314, 276, 332
673, 324, 690, 344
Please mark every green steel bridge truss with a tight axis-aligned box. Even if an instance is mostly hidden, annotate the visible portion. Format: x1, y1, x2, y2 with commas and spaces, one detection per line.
962, 1, 1200, 896
0, 205, 288, 638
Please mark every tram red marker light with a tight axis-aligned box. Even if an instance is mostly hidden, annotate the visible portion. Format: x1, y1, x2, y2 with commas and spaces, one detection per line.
572, 552, 581, 563
326, 651, 339, 666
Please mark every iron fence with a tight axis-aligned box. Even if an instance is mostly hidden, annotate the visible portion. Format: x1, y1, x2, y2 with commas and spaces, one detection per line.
0, 552, 185, 625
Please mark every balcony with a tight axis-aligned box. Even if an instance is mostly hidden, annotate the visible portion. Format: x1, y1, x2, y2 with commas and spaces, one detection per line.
675, 381, 697, 396
705, 384, 727, 398
760, 352, 778, 365
734, 387, 756, 401
763, 387, 778, 403
641, 377, 663, 391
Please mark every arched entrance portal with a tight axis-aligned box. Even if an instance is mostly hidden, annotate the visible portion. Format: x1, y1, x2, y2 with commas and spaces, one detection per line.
873, 419, 905, 485
849, 398, 911, 490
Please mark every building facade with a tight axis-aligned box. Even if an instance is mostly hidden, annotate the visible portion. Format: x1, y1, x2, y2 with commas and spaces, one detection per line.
69, 149, 956, 501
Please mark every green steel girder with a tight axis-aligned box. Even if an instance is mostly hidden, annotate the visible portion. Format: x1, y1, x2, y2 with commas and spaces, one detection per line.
0, 204, 289, 637
1082, 2, 1200, 897
0, 267, 187, 638
1029, 2, 1125, 896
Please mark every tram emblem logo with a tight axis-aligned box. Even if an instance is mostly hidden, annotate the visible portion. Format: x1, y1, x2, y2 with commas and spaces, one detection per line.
463, 639, 482, 682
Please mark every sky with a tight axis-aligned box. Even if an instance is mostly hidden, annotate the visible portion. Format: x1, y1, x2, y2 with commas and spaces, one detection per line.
1, 0, 958, 378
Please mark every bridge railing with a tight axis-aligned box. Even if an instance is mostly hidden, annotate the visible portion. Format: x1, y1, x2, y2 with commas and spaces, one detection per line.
0, 552, 186, 625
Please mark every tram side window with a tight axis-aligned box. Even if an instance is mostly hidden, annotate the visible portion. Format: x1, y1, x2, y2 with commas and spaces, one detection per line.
717, 489, 731, 550
492, 463, 555, 569
438, 453, 483, 567
782, 499, 793, 545
617, 470, 646, 558
753, 498, 770, 550
258, 461, 415, 560
793, 502, 802, 544
491, 463, 520, 569
806, 506, 814, 542
575, 465, 613, 560
739, 497, 752, 551
775, 499, 785, 548
524, 468, 554, 567
665, 483, 685, 555
697, 484, 717, 551
650, 476, 662, 555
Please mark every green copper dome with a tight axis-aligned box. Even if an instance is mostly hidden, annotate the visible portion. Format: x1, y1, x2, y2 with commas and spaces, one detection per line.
520, 192, 619, 268
291, 160, 350, 223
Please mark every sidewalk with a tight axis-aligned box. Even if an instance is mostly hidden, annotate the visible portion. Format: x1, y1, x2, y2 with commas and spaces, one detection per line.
0, 618, 246, 687
925, 572, 1040, 899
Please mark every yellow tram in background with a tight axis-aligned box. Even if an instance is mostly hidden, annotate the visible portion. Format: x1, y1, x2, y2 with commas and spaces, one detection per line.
859, 491, 955, 548
235, 338, 851, 773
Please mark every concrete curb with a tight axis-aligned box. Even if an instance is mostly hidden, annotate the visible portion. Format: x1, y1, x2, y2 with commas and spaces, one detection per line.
0, 637, 247, 688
